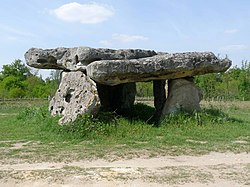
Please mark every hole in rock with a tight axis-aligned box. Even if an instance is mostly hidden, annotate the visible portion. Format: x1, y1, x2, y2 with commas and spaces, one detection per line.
65, 94, 72, 103
37, 59, 48, 64
60, 106, 65, 114
75, 55, 79, 63
65, 89, 75, 103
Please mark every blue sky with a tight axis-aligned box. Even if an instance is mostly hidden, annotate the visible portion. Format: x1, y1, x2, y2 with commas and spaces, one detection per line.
0, 0, 249, 77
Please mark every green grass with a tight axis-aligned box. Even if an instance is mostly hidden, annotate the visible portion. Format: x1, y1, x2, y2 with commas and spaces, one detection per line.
0, 100, 249, 163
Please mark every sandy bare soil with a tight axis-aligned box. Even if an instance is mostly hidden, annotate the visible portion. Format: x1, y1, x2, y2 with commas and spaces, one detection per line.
0, 152, 249, 187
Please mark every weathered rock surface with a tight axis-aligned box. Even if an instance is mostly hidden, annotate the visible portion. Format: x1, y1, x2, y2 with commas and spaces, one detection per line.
161, 77, 203, 118
25, 47, 157, 71
96, 82, 136, 113
87, 52, 231, 85
49, 71, 100, 125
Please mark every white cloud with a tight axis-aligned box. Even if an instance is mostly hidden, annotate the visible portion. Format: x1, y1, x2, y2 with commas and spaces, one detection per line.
220, 44, 247, 52
51, 2, 114, 24
112, 33, 149, 43
224, 29, 239, 34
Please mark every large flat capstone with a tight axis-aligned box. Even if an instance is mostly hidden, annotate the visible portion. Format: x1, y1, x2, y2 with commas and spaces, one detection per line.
86, 52, 231, 85
25, 47, 157, 71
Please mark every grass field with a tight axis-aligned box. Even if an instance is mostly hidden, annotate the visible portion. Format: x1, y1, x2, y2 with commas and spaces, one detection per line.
0, 99, 249, 164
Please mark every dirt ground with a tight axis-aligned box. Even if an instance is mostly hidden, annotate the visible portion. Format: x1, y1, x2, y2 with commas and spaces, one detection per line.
0, 152, 249, 187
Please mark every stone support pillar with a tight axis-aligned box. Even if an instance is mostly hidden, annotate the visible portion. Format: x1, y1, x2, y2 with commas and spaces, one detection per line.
96, 82, 136, 113
153, 80, 167, 123
49, 71, 100, 124
161, 77, 203, 119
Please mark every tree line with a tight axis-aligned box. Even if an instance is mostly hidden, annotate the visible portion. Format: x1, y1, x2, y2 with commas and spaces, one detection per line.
0, 59, 249, 101
0, 59, 60, 98
195, 61, 250, 101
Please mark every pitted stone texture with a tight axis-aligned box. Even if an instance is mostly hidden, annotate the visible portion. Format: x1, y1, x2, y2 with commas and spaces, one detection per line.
161, 78, 203, 118
49, 71, 100, 124
25, 47, 157, 71
87, 52, 231, 85
96, 83, 136, 113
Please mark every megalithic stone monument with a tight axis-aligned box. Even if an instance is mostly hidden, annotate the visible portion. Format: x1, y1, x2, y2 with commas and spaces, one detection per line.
25, 46, 231, 124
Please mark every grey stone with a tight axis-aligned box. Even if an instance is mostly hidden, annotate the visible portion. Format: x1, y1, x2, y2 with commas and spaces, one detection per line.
87, 52, 231, 85
25, 47, 157, 71
96, 82, 136, 113
49, 71, 100, 125
161, 77, 203, 118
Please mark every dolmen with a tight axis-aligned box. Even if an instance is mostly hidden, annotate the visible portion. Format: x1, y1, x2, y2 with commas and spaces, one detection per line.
25, 47, 231, 124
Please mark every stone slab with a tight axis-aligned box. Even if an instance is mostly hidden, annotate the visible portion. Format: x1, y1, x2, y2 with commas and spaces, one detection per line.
86, 52, 231, 85
25, 47, 157, 71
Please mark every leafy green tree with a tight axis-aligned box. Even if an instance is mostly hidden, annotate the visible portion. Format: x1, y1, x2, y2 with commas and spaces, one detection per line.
136, 82, 153, 97
9, 87, 25, 98
195, 61, 250, 101
23, 76, 47, 97
1, 59, 31, 80
0, 59, 45, 98
0, 82, 7, 98
2, 76, 24, 91
195, 73, 219, 99
238, 61, 250, 100
0, 76, 25, 98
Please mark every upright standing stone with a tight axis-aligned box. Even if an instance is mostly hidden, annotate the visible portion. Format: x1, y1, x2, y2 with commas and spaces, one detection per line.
153, 80, 166, 123
161, 77, 203, 118
96, 82, 136, 113
49, 71, 100, 124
